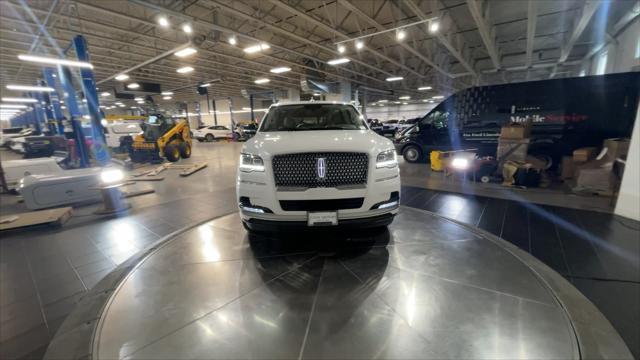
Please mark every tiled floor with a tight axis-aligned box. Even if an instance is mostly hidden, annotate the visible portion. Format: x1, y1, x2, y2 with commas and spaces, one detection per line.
1, 142, 638, 359
401, 185, 640, 358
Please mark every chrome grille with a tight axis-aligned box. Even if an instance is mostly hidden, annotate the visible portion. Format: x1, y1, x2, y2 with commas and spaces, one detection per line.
272, 152, 369, 188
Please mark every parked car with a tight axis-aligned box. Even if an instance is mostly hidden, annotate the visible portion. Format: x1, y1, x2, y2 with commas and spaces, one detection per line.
1, 127, 25, 147
394, 72, 639, 163
193, 125, 233, 141
238, 123, 258, 140
237, 101, 400, 232
379, 120, 399, 137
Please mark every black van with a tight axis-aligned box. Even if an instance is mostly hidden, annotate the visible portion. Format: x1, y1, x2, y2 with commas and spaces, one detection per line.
395, 72, 639, 164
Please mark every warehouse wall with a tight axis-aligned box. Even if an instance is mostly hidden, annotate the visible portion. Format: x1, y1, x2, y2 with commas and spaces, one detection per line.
365, 102, 438, 121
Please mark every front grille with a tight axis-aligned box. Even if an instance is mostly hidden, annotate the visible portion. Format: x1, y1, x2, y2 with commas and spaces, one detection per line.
280, 198, 364, 211
272, 152, 369, 188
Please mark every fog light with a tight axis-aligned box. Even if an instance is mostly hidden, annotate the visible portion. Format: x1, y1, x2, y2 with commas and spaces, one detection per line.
378, 200, 399, 209
242, 206, 265, 214
101, 169, 124, 184
451, 158, 469, 170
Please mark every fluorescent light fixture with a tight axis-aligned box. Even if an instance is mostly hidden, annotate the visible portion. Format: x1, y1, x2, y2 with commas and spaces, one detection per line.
127, 83, 140, 89
228, 36, 237, 45
118, 104, 126, 107
130, 106, 137, 109
18, 54, 93, 69
161, 91, 173, 95
242, 107, 251, 110
402, 102, 408, 105
82, 115, 90, 119
61, 105, 67, 109
338, 44, 346, 53
418, 86, 432, 91
422, 99, 429, 102
386, 76, 403, 82
327, 58, 350, 65
174, 47, 197, 57
199, 83, 211, 87
378, 99, 388, 103
182, 24, 192, 34
243, 43, 270, 54
396, 29, 406, 41
270, 66, 291, 74
399, 95, 411, 100
432, 95, 445, 99
355, 40, 364, 50
115, 74, 129, 81
82, 99, 87, 103
137, 100, 145, 104
2, 97, 37, 103
429, 21, 439, 33
100, 92, 110, 97
162, 96, 172, 100
114, 102, 123, 105
394, 101, 401, 104
176, 66, 194, 73
254, 78, 270, 84
134, 97, 143, 101
6, 85, 54, 92
158, 16, 169, 27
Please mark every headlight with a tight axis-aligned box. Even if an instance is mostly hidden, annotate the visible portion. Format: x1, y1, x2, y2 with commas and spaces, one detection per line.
239, 153, 265, 172
376, 149, 398, 169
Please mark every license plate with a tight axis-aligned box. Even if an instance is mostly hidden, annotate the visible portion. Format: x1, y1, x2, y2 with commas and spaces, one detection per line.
307, 211, 338, 226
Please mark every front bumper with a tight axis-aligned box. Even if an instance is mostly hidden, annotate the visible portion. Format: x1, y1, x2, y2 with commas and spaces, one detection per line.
237, 159, 400, 230
243, 212, 395, 232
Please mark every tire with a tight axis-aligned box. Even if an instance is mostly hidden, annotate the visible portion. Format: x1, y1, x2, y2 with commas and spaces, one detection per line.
178, 142, 191, 158
205, 134, 214, 142
164, 143, 180, 162
402, 145, 422, 163
197, 139, 203, 142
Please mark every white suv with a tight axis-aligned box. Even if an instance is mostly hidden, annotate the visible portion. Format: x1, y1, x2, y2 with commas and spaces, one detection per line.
237, 102, 400, 231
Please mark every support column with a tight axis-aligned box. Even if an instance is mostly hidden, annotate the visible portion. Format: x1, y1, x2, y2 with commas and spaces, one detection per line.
212, 99, 218, 126
58, 65, 90, 168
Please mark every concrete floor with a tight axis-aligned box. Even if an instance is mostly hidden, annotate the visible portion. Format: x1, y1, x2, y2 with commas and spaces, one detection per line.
0, 142, 638, 359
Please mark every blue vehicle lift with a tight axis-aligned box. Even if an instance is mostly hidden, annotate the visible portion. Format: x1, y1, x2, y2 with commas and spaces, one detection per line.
43, 68, 65, 135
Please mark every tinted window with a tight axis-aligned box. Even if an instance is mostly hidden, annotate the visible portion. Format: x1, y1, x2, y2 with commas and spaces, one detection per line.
260, 104, 366, 131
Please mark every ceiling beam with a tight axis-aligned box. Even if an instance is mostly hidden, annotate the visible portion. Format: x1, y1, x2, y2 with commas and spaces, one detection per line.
466, 0, 500, 69
336, 0, 454, 79
558, 0, 602, 63
402, 0, 477, 77
525, 0, 537, 69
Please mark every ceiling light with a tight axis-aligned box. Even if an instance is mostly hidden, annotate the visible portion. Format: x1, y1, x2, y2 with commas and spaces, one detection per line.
61, 105, 67, 109
174, 47, 197, 57
118, 104, 126, 107
270, 66, 291, 74
199, 83, 211, 87
396, 29, 406, 41
158, 16, 169, 27
418, 86, 432, 91
134, 97, 143, 101
422, 99, 429, 102
429, 100, 435, 103
378, 99, 388, 103
243, 43, 270, 54
355, 40, 364, 50
182, 24, 192, 34
394, 101, 401, 104
130, 106, 137, 109
127, 83, 140, 89
432, 95, 444, 99
176, 66, 194, 73
242, 107, 251, 110
228, 36, 237, 45
137, 100, 145, 104
100, 92, 110, 97
327, 58, 350, 65
386, 76, 403, 82
6, 85, 54, 92
18, 54, 93, 69
161, 91, 173, 95
162, 96, 172, 100
1, 97, 37, 103
402, 102, 408, 105
338, 44, 346, 54
399, 95, 411, 100
429, 21, 439, 33
115, 74, 129, 81
0, 104, 28, 108
254, 78, 270, 84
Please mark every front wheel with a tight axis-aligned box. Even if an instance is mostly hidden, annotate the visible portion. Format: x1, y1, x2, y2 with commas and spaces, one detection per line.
164, 143, 181, 162
205, 134, 214, 142
403, 145, 422, 163
178, 142, 191, 158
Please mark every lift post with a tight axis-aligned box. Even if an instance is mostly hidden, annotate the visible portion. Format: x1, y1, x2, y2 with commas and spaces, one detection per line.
29, 92, 43, 134
57, 65, 90, 168
43, 68, 65, 134
73, 35, 109, 165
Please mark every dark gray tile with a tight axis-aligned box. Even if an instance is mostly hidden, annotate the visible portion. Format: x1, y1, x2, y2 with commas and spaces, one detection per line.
0, 323, 50, 360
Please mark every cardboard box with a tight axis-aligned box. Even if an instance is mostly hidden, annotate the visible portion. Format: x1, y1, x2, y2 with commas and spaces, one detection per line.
573, 147, 598, 162
602, 138, 630, 161
500, 122, 532, 139
497, 138, 530, 162
560, 156, 577, 180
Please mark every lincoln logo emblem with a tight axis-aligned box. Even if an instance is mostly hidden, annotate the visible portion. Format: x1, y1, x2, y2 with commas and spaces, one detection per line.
316, 158, 327, 179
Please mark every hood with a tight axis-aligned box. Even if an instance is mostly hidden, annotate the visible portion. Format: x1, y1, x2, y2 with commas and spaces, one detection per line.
242, 130, 394, 158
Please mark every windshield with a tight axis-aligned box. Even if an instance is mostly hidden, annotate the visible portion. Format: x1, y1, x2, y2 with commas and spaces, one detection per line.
260, 104, 367, 132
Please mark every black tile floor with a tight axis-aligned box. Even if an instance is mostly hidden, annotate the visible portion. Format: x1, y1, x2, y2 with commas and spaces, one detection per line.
1, 183, 638, 359
401, 185, 640, 358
